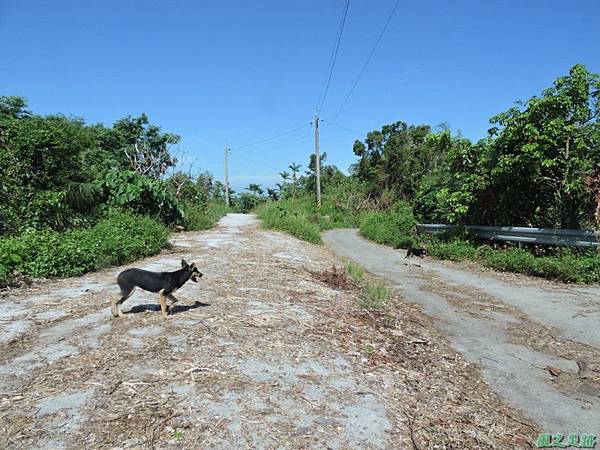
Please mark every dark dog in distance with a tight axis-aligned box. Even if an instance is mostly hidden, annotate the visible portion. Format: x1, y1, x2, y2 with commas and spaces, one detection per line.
112, 259, 202, 318
405, 247, 427, 259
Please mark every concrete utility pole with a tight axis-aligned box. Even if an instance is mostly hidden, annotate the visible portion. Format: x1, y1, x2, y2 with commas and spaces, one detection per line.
314, 115, 322, 209
224, 146, 230, 207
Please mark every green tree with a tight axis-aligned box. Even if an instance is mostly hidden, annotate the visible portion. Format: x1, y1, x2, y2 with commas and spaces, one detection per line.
101, 170, 183, 225
0, 100, 101, 232
247, 183, 264, 196
481, 64, 599, 227
267, 187, 280, 201
414, 132, 482, 224
302, 152, 343, 194
351, 122, 441, 201
113, 114, 180, 179
0, 97, 197, 233
289, 162, 302, 197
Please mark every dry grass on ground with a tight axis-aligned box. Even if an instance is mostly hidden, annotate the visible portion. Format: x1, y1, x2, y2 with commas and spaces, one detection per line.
0, 215, 538, 449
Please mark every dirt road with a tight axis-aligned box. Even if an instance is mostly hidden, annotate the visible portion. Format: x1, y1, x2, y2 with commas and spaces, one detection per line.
1, 215, 536, 449
324, 228, 600, 436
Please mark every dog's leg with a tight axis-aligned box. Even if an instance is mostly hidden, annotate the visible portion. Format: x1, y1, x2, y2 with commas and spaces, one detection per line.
112, 287, 135, 318
114, 279, 137, 318
167, 294, 179, 304
117, 301, 126, 317
111, 298, 127, 318
112, 295, 125, 318
111, 299, 119, 318
159, 292, 169, 318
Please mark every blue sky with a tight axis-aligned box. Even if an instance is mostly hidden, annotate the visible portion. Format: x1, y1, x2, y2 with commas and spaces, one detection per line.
1, 0, 599, 191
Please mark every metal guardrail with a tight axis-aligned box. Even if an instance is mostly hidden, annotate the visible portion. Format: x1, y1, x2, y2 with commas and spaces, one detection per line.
416, 224, 600, 248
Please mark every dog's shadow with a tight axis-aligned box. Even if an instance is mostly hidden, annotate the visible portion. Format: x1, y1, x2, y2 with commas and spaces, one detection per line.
125, 301, 211, 315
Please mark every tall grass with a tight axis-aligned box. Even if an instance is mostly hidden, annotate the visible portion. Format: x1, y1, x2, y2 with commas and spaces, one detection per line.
360, 280, 390, 310
256, 199, 322, 243
256, 195, 359, 244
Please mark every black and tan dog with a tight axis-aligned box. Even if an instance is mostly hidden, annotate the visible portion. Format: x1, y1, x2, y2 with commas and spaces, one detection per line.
112, 259, 202, 318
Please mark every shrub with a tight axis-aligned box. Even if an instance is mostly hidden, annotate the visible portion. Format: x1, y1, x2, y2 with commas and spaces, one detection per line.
478, 249, 600, 284
183, 202, 229, 230
359, 201, 416, 248
477, 247, 536, 274
0, 210, 169, 286
235, 193, 265, 213
530, 256, 575, 282
426, 239, 478, 261
423, 236, 600, 283
317, 179, 365, 229
101, 170, 183, 226
257, 194, 359, 236
569, 255, 600, 283
256, 200, 322, 244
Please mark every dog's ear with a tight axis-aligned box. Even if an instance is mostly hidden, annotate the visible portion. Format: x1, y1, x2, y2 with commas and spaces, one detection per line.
190, 262, 196, 269
181, 258, 189, 268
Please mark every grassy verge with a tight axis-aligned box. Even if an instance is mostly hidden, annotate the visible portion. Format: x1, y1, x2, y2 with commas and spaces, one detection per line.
256, 196, 358, 244
358, 201, 416, 248
257, 196, 600, 284
183, 202, 230, 230
358, 207, 600, 284
426, 237, 600, 284
356, 202, 600, 284
345, 261, 390, 310
0, 211, 170, 287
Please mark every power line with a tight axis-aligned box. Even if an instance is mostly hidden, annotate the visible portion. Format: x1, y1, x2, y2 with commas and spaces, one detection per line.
228, 151, 284, 172
230, 123, 310, 151
242, 123, 312, 160
332, 0, 400, 121
321, 119, 363, 137
317, 0, 351, 114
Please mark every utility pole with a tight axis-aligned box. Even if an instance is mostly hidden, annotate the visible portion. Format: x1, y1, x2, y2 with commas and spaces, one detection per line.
314, 115, 322, 209
224, 145, 230, 207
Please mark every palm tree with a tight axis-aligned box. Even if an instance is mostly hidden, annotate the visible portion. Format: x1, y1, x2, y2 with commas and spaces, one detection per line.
288, 163, 302, 198
279, 171, 291, 183
278, 171, 291, 198
247, 183, 264, 196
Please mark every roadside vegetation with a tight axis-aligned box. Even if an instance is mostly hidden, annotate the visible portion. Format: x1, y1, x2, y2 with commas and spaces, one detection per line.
256, 64, 600, 284
257, 199, 322, 243
256, 177, 363, 243
426, 238, 600, 283
3, 65, 598, 285
0, 211, 169, 285
344, 261, 390, 310
0, 97, 230, 287
311, 261, 391, 311
359, 201, 416, 248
